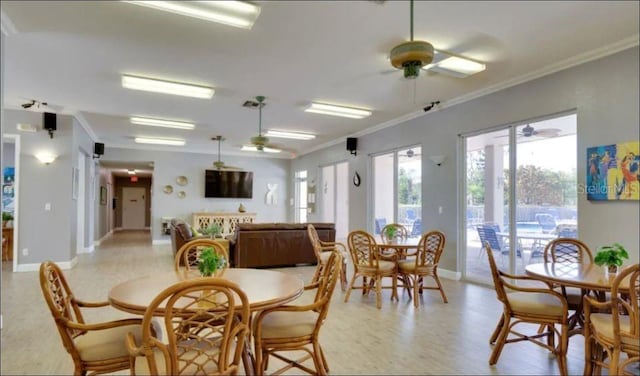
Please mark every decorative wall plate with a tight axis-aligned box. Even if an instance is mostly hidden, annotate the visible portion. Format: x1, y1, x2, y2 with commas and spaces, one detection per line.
353, 172, 361, 187
176, 176, 188, 186
163, 185, 173, 194
177, 191, 186, 198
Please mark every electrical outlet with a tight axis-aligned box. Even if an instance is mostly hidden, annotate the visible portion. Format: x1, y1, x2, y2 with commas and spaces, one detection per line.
438, 206, 443, 214
22, 248, 29, 256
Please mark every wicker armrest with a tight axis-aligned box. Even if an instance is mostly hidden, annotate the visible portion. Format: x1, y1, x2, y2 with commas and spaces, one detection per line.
66, 318, 143, 332
583, 295, 613, 311
499, 271, 554, 289
74, 299, 111, 308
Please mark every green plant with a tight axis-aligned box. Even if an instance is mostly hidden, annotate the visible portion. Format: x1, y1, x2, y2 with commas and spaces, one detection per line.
384, 226, 398, 239
200, 224, 222, 237
2, 212, 13, 221
594, 243, 629, 268
198, 247, 226, 277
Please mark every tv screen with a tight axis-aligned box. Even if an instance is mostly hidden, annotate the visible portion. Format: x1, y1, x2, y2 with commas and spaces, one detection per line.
205, 170, 253, 198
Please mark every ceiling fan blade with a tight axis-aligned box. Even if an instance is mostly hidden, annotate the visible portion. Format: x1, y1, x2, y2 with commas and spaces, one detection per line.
534, 128, 561, 138
380, 68, 399, 75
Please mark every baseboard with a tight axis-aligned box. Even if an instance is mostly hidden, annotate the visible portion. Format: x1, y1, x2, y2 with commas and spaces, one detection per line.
77, 245, 95, 254
94, 230, 113, 246
15, 257, 78, 272
439, 268, 462, 281
152, 239, 171, 245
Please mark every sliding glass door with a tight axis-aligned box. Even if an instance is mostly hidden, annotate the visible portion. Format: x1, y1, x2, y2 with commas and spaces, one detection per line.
462, 114, 577, 284
372, 146, 422, 237
294, 170, 307, 223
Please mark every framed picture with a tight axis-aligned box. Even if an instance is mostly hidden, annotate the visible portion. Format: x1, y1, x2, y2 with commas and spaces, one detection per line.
586, 141, 639, 201
100, 186, 107, 205
72, 167, 79, 200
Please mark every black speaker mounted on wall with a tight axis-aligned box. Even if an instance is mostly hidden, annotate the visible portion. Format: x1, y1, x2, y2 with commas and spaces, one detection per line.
43, 112, 57, 139
346, 137, 357, 156
93, 142, 105, 159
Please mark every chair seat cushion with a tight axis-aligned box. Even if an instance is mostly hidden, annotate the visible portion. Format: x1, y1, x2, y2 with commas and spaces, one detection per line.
319, 250, 347, 263
360, 260, 395, 272
75, 323, 143, 362
397, 261, 435, 273
507, 292, 565, 317
590, 313, 636, 346
258, 310, 319, 339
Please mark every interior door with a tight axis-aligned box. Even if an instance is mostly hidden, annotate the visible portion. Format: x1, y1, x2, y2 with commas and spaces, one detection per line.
122, 187, 146, 229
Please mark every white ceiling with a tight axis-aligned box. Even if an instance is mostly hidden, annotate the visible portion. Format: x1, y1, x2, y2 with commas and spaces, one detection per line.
2, 1, 638, 158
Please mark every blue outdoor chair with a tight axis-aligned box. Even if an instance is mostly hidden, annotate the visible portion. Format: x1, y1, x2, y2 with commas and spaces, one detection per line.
557, 227, 577, 239
535, 213, 557, 234
476, 224, 521, 265
410, 218, 422, 237
374, 218, 387, 235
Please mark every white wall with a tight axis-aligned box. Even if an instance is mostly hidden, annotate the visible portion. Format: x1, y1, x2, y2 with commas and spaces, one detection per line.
293, 47, 640, 270
100, 147, 291, 242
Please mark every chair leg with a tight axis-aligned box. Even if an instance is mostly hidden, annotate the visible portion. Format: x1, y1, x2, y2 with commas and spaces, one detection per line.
489, 315, 504, 345
312, 341, 327, 376
583, 325, 593, 376
557, 323, 568, 376
608, 348, 620, 376
375, 276, 382, 309
318, 343, 329, 373
343, 273, 358, 303
391, 274, 398, 302
413, 275, 420, 308
340, 259, 347, 292
433, 274, 448, 303
489, 313, 510, 366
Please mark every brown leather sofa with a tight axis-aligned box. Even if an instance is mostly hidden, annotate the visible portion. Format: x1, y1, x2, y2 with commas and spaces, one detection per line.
230, 223, 336, 268
169, 218, 207, 261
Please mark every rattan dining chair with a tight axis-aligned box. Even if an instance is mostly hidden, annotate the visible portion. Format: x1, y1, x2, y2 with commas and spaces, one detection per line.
345, 230, 398, 309
126, 278, 250, 376
397, 230, 448, 306
584, 263, 639, 376
543, 238, 594, 312
253, 251, 342, 375
174, 238, 230, 272
485, 243, 570, 376
307, 224, 348, 291
380, 223, 409, 243
39, 261, 146, 376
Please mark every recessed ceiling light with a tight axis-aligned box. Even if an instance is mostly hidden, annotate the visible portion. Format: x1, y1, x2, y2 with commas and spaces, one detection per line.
265, 130, 316, 140
305, 102, 372, 119
130, 116, 195, 130
122, 1, 261, 29
122, 75, 214, 99
241, 145, 281, 153
423, 55, 486, 78
134, 137, 185, 146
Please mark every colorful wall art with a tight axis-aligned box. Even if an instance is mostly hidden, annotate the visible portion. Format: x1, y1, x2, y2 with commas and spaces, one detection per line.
586, 141, 639, 201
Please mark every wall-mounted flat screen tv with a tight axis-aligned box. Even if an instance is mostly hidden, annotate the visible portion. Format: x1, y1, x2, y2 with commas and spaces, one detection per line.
205, 170, 253, 198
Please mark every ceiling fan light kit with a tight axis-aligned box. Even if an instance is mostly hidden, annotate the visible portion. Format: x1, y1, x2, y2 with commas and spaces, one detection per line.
130, 116, 195, 130
241, 145, 281, 153
134, 137, 185, 146
304, 102, 372, 119
122, 74, 214, 99
123, 1, 261, 30
390, 40, 434, 79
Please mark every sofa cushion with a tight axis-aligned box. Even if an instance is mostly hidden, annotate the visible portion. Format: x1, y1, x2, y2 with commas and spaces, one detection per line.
235, 223, 335, 232
175, 221, 192, 240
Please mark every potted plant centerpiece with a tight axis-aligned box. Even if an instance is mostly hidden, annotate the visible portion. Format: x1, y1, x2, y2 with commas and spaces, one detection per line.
384, 226, 398, 242
198, 247, 227, 277
594, 243, 629, 275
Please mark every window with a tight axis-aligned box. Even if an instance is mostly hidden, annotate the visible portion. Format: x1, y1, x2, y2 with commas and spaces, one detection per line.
294, 170, 307, 223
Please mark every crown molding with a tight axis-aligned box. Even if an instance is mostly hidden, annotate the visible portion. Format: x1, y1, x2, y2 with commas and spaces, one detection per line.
297, 35, 639, 157
107, 144, 294, 160
1, 10, 18, 36
73, 112, 99, 142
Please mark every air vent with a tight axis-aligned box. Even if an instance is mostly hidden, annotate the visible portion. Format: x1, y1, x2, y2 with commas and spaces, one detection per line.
243, 100, 265, 109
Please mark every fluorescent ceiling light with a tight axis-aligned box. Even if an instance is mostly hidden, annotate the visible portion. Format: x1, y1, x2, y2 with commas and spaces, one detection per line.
134, 137, 185, 146
130, 116, 195, 130
127, 169, 137, 175
122, 75, 214, 99
123, 1, 261, 30
241, 145, 281, 153
265, 130, 316, 140
423, 55, 486, 78
305, 103, 372, 119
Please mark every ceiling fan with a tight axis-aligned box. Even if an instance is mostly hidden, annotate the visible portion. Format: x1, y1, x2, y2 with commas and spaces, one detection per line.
400, 149, 422, 158
245, 96, 282, 154
495, 124, 561, 139
385, 0, 485, 80
212, 135, 242, 170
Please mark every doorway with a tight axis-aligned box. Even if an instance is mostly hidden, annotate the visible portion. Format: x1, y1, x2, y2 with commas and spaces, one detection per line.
76, 153, 86, 253
1, 134, 19, 272
321, 161, 349, 239
462, 113, 577, 284
122, 187, 146, 229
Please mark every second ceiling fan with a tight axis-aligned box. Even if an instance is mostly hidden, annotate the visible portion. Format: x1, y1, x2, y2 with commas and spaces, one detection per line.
245, 96, 282, 154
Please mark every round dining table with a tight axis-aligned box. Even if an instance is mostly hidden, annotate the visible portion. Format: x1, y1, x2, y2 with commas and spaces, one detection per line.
109, 268, 305, 316
525, 262, 631, 292
108, 268, 304, 375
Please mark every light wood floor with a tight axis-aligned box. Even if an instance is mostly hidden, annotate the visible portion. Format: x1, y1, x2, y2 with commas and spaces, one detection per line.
1, 230, 590, 375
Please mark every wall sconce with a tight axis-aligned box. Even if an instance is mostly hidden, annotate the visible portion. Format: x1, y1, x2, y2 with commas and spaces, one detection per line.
429, 155, 446, 166
36, 152, 58, 165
